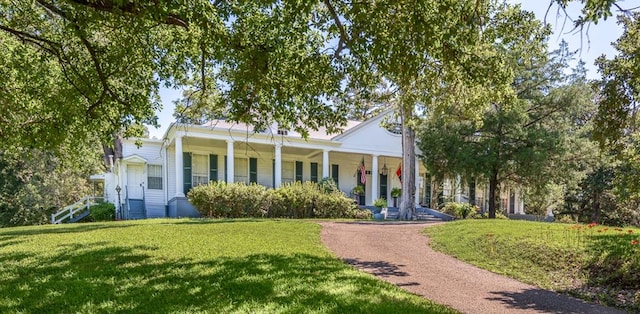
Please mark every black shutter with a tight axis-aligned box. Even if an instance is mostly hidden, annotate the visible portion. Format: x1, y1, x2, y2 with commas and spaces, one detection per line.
295, 161, 303, 182
310, 162, 318, 183
209, 154, 218, 183
183, 152, 192, 194
272, 159, 275, 187
249, 158, 258, 183
224, 156, 227, 182
331, 164, 339, 188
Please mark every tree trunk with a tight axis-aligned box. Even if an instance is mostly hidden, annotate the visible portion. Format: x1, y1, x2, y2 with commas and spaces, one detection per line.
488, 172, 499, 219
591, 191, 600, 223
431, 178, 439, 209
399, 107, 416, 220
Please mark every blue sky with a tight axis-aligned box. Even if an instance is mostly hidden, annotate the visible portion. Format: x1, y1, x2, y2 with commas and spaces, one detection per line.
149, 1, 623, 139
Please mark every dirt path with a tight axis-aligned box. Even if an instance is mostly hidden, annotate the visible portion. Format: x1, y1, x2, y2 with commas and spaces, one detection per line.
320, 221, 623, 314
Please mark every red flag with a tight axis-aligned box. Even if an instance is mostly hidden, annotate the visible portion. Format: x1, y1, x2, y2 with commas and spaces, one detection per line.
359, 158, 366, 184
396, 163, 402, 183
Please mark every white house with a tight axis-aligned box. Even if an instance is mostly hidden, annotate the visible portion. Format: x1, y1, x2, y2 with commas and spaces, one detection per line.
98, 112, 525, 219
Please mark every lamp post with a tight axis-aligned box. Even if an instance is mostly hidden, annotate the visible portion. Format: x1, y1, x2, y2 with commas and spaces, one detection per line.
115, 185, 122, 220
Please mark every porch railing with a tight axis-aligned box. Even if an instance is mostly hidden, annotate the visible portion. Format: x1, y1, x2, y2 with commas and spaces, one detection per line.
51, 196, 101, 224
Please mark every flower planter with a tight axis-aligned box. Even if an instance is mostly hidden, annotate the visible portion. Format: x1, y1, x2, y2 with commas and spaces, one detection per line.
373, 213, 385, 220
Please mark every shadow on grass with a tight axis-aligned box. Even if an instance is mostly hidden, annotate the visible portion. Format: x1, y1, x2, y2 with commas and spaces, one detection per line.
486, 288, 624, 314
581, 233, 640, 292
0, 222, 137, 237
0, 242, 452, 313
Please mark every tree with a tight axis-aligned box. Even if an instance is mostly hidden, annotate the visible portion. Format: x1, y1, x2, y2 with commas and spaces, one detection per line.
418, 42, 596, 218
327, 1, 545, 219
0, 1, 350, 149
0, 143, 102, 227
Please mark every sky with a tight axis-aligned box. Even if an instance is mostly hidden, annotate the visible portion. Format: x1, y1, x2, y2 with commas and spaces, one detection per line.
148, 1, 624, 139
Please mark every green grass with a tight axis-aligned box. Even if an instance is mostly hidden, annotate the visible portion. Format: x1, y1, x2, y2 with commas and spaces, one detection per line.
424, 220, 640, 310
0, 219, 456, 313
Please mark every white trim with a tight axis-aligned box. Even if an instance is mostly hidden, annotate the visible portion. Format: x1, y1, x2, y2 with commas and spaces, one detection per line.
122, 154, 147, 164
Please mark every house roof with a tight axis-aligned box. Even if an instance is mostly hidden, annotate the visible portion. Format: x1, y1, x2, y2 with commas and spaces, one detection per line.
196, 119, 363, 141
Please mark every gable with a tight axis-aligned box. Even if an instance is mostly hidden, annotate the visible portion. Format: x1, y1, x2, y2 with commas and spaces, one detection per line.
333, 113, 403, 155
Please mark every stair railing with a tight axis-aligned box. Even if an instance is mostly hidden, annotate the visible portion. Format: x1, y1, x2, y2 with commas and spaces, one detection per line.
51, 196, 94, 224
125, 185, 130, 220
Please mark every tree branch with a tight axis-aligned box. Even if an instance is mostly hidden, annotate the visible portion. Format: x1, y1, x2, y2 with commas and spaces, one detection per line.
66, 0, 189, 29
323, 0, 349, 58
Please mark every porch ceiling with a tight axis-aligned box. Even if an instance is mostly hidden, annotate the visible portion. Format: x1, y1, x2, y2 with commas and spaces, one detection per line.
181, 137, 321, 158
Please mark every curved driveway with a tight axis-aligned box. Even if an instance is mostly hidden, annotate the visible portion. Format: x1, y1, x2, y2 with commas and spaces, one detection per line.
320, 221, 623, 314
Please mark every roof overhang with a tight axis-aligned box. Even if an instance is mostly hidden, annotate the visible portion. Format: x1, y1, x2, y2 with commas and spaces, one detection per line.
122, 154, 147, 164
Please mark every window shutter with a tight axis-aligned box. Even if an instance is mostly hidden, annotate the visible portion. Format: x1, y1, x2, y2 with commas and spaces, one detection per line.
249, 158, 258, 183
272, 159, 275, 188
331, 164, 339, 188
209, 154, 218, 182
310, 162, 318, 183
183, 152, 192, 194
295, 161, 303, 182
224, 156, 227, 182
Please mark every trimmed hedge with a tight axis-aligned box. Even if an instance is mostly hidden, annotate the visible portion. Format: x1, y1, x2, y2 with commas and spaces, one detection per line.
188, 181, 371, 219
89, 203, 115, 221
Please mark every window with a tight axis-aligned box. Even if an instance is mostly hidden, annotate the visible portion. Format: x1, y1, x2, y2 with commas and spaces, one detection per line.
385, 122, 402, 135
277, 129, 288, 135
192, 154, 209, 187
148, 165, 163, 190
310, 162, 318, 183
235, 158, 248, 183
282, 161, 295, 184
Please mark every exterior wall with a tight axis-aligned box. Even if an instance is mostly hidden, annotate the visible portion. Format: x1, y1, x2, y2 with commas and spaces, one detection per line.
120, 139, 168, 218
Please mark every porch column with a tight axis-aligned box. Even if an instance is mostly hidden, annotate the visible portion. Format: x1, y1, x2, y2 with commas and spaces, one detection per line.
322, 149, 330, 179
226, 140, 234, 183
274, 143, 282, 188
175, 134, 184, 197
415, 158, 420, 205
371, 155, 378, 204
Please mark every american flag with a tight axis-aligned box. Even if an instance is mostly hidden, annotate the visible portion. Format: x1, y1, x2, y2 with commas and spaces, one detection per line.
359, 158, 366, 184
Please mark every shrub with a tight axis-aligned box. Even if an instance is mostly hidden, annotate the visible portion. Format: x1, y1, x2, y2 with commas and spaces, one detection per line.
442, 202, 479, 219
390, 187, 401, 198
89, 203, 115, 221
189, 181, 363, 219
188, 182, 268, 218
318, 177, 339, 194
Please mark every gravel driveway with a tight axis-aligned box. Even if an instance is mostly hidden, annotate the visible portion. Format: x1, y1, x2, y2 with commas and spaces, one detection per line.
319, 221, 623, 314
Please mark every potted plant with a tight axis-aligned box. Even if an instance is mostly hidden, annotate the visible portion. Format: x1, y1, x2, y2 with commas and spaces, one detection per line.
373, 198, 387, 220
351, 185, 365, 205
390, 187, 401, 207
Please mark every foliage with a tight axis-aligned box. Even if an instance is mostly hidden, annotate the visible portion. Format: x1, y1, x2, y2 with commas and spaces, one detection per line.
187, 181, 268, 218
441, 202, 480, 219
89, 203, 115, 222
425, 220, 640, 311
318, 177, 339, 194
373, 198, 387, 209
390, 188, 401, 198
592, 13, 640, 149
351, 185, 364, 195
0, 1, 352, 150
0, 145, 102, 227
0, 219, 455, 313
418, 41, 597, 218
188, 181, 366, 219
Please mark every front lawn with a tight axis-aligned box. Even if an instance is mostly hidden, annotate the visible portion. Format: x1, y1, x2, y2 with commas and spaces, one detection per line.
424, 220, 640, 311
0, 219, 456, 313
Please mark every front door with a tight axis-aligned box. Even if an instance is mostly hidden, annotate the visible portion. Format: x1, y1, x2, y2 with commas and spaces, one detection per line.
127, 164, 144, 199
379, 174, 388, 200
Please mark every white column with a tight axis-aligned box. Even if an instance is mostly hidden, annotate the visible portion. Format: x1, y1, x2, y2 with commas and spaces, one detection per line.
322, 150, 330, 179
415, 158, 420, 205
175, 134, 184, 197
455, 174, 462, 203
226, 140, 234, 183
275, 143, 282, 188
371, 155, 378, 204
